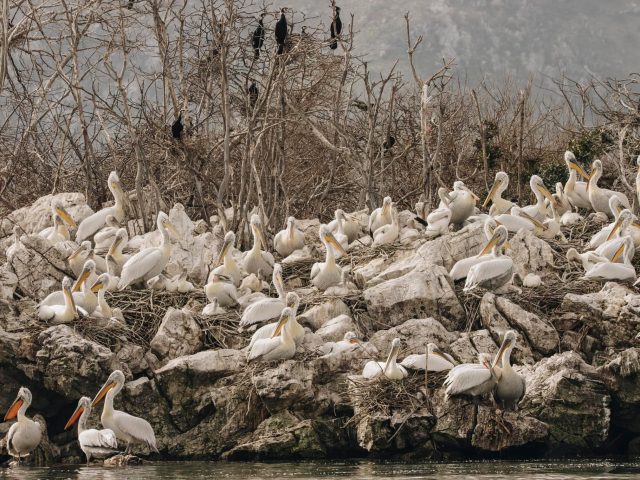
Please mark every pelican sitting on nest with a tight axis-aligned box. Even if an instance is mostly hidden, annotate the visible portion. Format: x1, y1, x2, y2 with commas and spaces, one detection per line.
4, 387, 42, 463
589, 196, 625, 248
247, 307, 297, 361
444, 353, 500, 400
38, 277, 81, 322
521, 175, 556, 221
588, 159, 631, 218
92, 274, 124, 320
566, 248, 609, 273
493, 330, 526, 411
248, 292, 303, 350
92, 370, 159, 454
594, 209, 635, 263
93, 215, 121, 250
368, 196, 393, 235
202, 298, 226, 316
484, 172, 514, 216
362, 338, 408, 380
464, 226, 514, 293
65, 396, 118, 464
372, 207, 399, 247
321, 331, 362, 357
311, 225, 348, 291
447, 181, 479, 227
205, 273, 238, 307
76, 171, 126, 242
424, 188, 452, 238
239, 264, 286, 329
324, 270, 359, 296
40, 260, 97, 313
586, 237, 636, 282
210, 231, 242, 286
400, 343, 456, 371
274, 216, 305, 257
564, 151, 591, 210
39, 201, 77, 240
117, 212, 179, 289
449, 220, 504, 281
243, 214, 275, 276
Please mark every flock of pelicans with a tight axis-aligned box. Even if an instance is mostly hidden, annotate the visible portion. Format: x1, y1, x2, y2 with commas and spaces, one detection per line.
3, 151, 640, 464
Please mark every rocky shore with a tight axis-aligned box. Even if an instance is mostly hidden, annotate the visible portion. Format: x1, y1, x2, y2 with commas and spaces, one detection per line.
0, 192, 639, 465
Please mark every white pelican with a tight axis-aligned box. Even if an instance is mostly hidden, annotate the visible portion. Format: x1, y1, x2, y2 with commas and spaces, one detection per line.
424, 188, 452, 238
368, 196, 393, 235
242, 214, 275, 276
6, 225, 23, 261
311, 225, 348, 291
108, 229, 130, 274
205, 273, 238, 307
76, 171, 126, 242
560, 208, 583, 226
447, 181, 479, 227
38, 277, 81, 322
239, 272, 266, 293
321, 331, 361, 357
564, 151, 591, 209
483, 172, 514, 216
248, 292, 303, 350
587, 159, 631, 218
46, 214, 69, 244
247, 307, 297, 362
552, 182, 572, 216
40, 260, 97, 313
494, 206, 537, 233
492, 331, 526, 411
594, 209, 635, 263
331, 210, 350, 254
444, 353, 500, 400
273, 216, 305, 257
67, 241, 92, 277
521, 175, 556, 221
566, 248, 609, 273
324, 269, 359, 296
586, 237, 636, 282
92, 274, 124, 320
589, 196, 625, 248
4, 387, 42, 463
173, 270, 195, 293
92, 370, 159, 454
464, 226, 513, 293
210, 231, 242, 286
39, 201, 77, 240
64, 396, 118, 464
372, 207, 399, 247
117, 212, 178, 289
104, 254, 121, 291
522, 273, 543, 288
362, 338, 408, 380
239, 264, 286, 329
328, 210, 361, 243
449, 220, 503, 281
400, 343, 456, 371
93, 215, 121, 250
202, 298, 226, 316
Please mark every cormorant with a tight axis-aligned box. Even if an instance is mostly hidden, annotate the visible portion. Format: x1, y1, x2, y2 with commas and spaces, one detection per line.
252, 13, 266, 59
382, 135, 396, 155
172, 113, 184, 140
329, 6, 342, 50
275, 8, 288, 55
248, 82, 259, 107
127, 0, 134, 9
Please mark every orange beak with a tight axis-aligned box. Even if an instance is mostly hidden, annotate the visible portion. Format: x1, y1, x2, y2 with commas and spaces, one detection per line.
64, 405, 84, 430
4, 398, 23, 421
91, 382, 116, 408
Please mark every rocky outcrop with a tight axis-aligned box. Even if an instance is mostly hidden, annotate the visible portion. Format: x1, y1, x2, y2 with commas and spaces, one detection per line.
150, 308, 203, 362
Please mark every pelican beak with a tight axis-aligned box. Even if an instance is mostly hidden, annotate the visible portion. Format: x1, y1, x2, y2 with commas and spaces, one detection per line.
632, 222, 640, 230
108, 236, 122, 256
325, 232, 347, 256
92, 381, 116, 408
254, 224, 267, 249
519, 211, 545, 229
483, 180, 501, 208
68, 245, 84, 261
478, 233, 500, 256
431, 346, 450, 362
271, 314, 288, 338
538, 184, 556, 207
568, 161, 590, 180
215, 239, 232, 266
492, 338, 513, 368
4, 398, 23, 421
349, 338, 361, 345
56, 207, 77, 228
606, 217, 623, 241
72, 269, 91, 292
165, 221, 180, 239
64, 405, 84, 430
465, 186, 480, 201
611, 243, 626, 263
494, 219, 503, 226
91, 280, 104, 293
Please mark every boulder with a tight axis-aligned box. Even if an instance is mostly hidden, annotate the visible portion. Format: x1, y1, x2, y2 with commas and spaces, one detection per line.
315, 314, 357, 342
508, 229, 554, 277
598, 348, 640, 434
471, 407, 549, 451
251, 361, 315, 411
0, 264, 18, 300
369, 318, 457, 356
150, 308, 203, 362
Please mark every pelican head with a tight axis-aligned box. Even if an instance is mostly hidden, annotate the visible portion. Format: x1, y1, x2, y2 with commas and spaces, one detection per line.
335, 209, 347, 222
492, 330, 517, 368
478, 225, 508, 256
285, 291, 300, 311
72, 259, 96, 292
454, 181, 480, 201
607, 209, 634, 241
92, 370, 125, 408
250, 214, 267, 248
68, 240, 91, 262
382, 196, 392, 215
564, 151, 590, 179
483, 172, 508, 208
588, 159, 603, 187
271, 306, 293, 338
272, 263, 284, 290
4, 387, 32, 421
344, 331, 360, 344
319, 224, 347, 256
566, 247, 581, 263
91, 273, 110, 293
52, 201, 77, 228
65, 396, 91, 430
287, 216, 297, 239
437, 187, 452, 206
612, 237, 632, 263
216, 231, 236, 265
609, 196, 624, 218
427, 342, 451, 363
530, 175, 556, 206
108, 228, 128, 256
158, 212, 180, 239
108, 171, 123, 193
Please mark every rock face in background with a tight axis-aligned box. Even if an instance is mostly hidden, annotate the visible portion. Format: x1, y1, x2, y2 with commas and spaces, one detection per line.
0, 194, 638, 464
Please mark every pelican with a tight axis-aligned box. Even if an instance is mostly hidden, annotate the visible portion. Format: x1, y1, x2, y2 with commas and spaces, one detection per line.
247, 307, 297, 361
202, 298, 225, 316
449, 220, 504, 281
425, 188, 452, 238
400, 343, 456, 371
4, 387, 42, 463
444, 353, 500, 400
92, 370, 159, 454
93, 215, 121, 250
92, 274, 124, 320
173, 270, 194, 293
6, 225, 23, 261
447, 181, 479, 227
492, 331, 526, 411
321, 331, 361, 357
205, 273, 238, 307
564, 151, 591, 209
372, 207, 399, 247
589, 196, 625, 248
368, 196, 393, 235
239, 264, 286, 329
108, 229, 130, 274
484, 172, 514, 216
64, 396, 118, 464
464, 226, 513, 293
104, 254, 121, 291
594, 209, 635, 263
551, 182, 572, 216
494, 206, 537, 233
76, 171, 126, 242
560, 208, 583, 226
39, 201, 77, 239
587, 159, 631, 218
67, 241, 92, 277
331, 210, 350, 254
46, 214, 69, 244
328, 210, 361, 243
586, 236, 636, 281
242, 214, 275, 276
117, 212, 178, 289
239, 272, 266, 293
311, 225, 348, 291
37, 277, 81, 322
521, 175, 556, 221
40, 260, 97, 313
362, 338, 408, 380
210, 231, 242, 286
566, 248, 609, 273
248, 292, 303, 350
324, 269, 359, 296
273, 216, 305, 257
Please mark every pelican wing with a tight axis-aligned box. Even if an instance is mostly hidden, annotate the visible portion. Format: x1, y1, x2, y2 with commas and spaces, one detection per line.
79, 428, 118, 450
248, 321, 278, 350
310, 262, 322, 281
248, 336, 280, 361
76, 207, 114, 242
585, 262, 636, 281
118, 247, 163, 289
444, 364, 493, 397
464, 257, 513, 292
112, 410, 158, 452
240, 298, 285, 328
362, 360, 385, 379
449, 255, 491, 281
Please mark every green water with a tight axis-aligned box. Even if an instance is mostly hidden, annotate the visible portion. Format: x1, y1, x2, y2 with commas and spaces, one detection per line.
1, 460, 639, 479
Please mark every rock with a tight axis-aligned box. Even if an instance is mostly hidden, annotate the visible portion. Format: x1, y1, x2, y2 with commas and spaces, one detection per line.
369, 318, 457, 356
363, 267, 464, 331
598, 348, 640, 434
431, 395, 476, 450
471, 407, 548, 451
0, 264, 18, 300
103, 454, 144, 466
252, 361, 315, 412
508, 229, 554, 277
150, 308, 203, 362
315, 314, 357, 342
448, 334, 480, 364
282, 246, 314, 264
298, 299, 350, 331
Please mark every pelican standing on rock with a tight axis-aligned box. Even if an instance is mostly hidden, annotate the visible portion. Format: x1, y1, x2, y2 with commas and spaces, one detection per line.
464, 226, 514, 293
444, 353, 500, 400
400, 343, 456, 371
76, 171, 126, 242
92, 370, 159, 454
243, 214, 275, 276
368, 196, 393, 235
65, 396, 118, 464
311, 225, 348, 291
362, 338, 408, 380
247, 307, 297, 361
4, 387, 42, 463
239, 264, 287, 329
493, 331, 526, 411
564, 151, 591, 210
588, 159, 630, 218
274, 216, 305, 257
484, 172, 514, 216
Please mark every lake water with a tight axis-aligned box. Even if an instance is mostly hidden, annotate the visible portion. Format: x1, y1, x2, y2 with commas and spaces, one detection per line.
1, 460, 640, 479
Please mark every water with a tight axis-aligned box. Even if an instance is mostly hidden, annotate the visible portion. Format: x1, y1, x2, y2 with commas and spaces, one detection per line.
2, 460, 640, 480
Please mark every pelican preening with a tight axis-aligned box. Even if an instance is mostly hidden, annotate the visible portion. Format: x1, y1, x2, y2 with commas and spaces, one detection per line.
65, 397, 118, 464
274, 216, 305, 257
362, 338, 408, 380
76, 171, 126, 242
311, 225, 348, 291
243, 214, 275, 276
4, 387, 42, 462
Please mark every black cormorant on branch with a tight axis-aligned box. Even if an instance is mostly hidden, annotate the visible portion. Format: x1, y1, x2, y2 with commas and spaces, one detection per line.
329, 6, 342, 50
248, 82, 259, 107
127, 0, 134, 9
252, 13, 266, 59
275, 8, 288, 55
382, 135, 396, 155
171, 113, 184, 140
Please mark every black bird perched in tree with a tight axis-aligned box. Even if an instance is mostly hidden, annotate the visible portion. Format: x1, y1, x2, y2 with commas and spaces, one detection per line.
275, 8, 288, 55
248, 82, 259, 107
382, 135, 396, 155
252, 13, 266, 59
171, 113, 184, 140
329, 6, 342, 50
127, 0, 134, 9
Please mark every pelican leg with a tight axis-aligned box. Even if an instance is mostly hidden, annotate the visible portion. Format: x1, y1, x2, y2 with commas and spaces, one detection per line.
125, 442, 131, 455
494, 408, 512, 435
